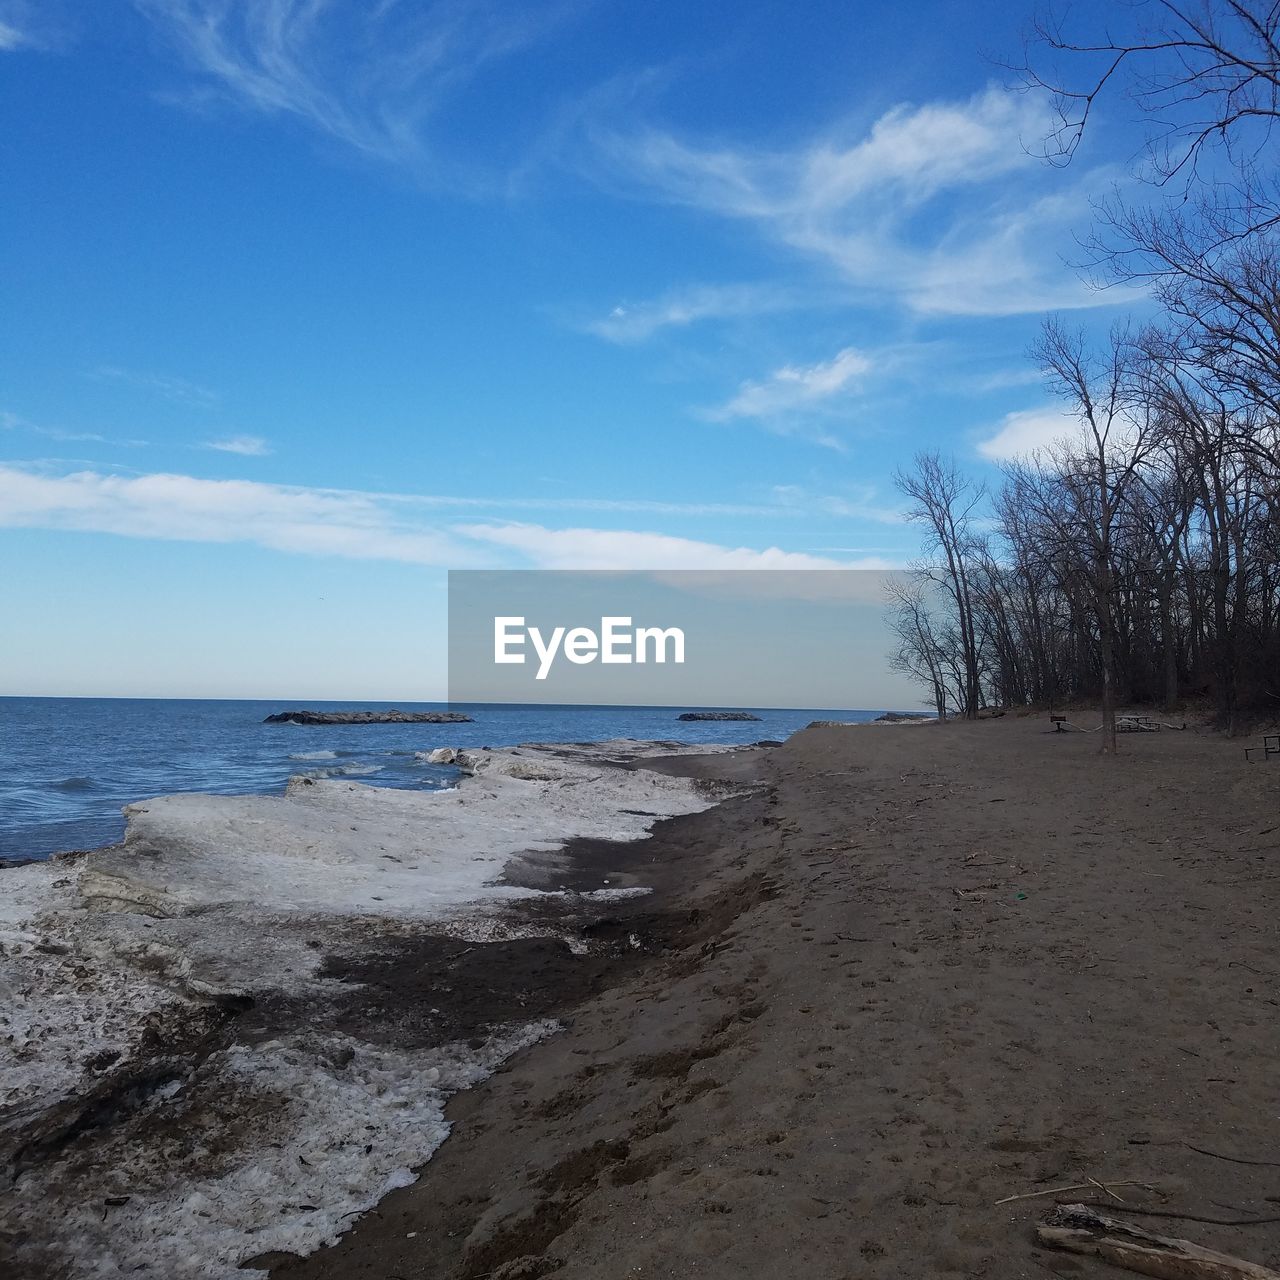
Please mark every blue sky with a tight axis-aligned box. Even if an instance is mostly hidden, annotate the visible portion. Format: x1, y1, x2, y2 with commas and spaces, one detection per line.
0, 0, 1148, 698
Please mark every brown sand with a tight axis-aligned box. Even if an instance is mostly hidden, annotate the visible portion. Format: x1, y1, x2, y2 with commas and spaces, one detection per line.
271, 717, 1280, 1279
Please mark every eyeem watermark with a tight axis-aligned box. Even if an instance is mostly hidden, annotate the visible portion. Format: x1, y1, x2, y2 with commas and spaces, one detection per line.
449, 570, 916, 706
494, 616, 685, 680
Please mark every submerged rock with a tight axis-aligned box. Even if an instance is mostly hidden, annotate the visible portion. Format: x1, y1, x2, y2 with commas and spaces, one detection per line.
263, 710, 473, 725
676, 711, 762, 722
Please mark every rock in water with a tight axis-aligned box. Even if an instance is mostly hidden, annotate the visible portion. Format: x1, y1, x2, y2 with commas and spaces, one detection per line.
676, 711, 762, 722
263, 709, 473, 725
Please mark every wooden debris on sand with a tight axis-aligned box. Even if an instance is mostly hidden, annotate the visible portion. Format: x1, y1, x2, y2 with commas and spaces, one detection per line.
1037, 1203, 1280, 1280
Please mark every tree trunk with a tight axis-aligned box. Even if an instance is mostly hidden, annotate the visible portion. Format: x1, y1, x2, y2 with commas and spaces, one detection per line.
1099, 600, 1119, 754
1159, 584, 1179, 711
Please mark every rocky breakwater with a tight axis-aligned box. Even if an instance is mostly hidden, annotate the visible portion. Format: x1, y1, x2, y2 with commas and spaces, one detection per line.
0, 742, 739, 1280
676, 711, 762, 722
263, 709, 473, 724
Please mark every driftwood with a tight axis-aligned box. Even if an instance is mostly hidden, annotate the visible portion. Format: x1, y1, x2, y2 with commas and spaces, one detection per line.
1038, 1204, 1280, 1280
1065, 1200, 1280, 1228
1185, 1144, 1280, 1168
995, 1179, 1149, 1206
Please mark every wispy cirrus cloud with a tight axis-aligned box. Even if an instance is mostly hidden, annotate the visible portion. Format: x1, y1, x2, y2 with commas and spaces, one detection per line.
2, 409, 150, 448
707, 346, 872, 428
204, 433, 271, 456
590, 86, 1124, 318
0, 1, 47, 51
455, 521, 891, 571
133, 0, 574, 170
770, 483, 905, 525
582, 282, 808, 344
0, 463, 899, 570
961, 366, 1047, 394
91, 365, 219, 408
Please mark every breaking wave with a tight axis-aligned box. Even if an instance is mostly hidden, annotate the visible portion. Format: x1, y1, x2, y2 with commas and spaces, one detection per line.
296, 763, 383, 779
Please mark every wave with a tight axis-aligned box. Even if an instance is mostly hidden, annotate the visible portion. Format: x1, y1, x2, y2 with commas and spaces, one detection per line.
288, 751, 338, 761
53, 776, 95, 791
296, 764, 383, 779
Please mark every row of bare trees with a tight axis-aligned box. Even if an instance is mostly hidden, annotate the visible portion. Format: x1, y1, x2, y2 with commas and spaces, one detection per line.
890, 0, 1280, 747
891, 340, 1279, 742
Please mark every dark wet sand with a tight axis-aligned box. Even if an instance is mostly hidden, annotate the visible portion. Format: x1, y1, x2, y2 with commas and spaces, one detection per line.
271, 717, 1280, 1280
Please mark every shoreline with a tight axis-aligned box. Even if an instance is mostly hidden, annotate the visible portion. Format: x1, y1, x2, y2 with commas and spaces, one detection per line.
277, 716, 1278, 1279
6, 716, 1277, 1278
0, 700, 878, 864
0, 740, 756, 1279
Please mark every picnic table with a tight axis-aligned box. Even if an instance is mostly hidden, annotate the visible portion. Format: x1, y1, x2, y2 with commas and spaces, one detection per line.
1116, 715, 1159, 732
1245, 733, 1280, 762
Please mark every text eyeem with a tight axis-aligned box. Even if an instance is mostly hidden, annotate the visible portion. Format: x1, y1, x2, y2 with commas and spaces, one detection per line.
493, 616, 686, 680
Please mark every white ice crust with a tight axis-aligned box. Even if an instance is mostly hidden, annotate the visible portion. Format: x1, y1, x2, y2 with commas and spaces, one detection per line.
0, 741, 732, 1278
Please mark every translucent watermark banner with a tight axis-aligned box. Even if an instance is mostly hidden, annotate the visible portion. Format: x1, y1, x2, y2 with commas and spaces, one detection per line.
447, 569, 920, 709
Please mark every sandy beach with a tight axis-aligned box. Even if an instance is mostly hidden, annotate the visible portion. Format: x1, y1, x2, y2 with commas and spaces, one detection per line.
271, 716, 1280, 1279
4, 715, 1278, 1279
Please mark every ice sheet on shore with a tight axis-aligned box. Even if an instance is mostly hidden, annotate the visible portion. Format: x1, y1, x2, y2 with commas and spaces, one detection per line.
79, 744, 718, 921
10, 1022, 557, 1280
0, 741, 738, 1279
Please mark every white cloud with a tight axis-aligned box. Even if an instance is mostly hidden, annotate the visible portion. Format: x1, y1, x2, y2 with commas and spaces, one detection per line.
134, 0, 567, 169
0, 463, 899, 570
0, 464, 471, 565
710, 346, 871, 424
593, 86, 1124, 318
205, 434, 271, 456
456, 521, 890, 571
975, 406, 1083, 461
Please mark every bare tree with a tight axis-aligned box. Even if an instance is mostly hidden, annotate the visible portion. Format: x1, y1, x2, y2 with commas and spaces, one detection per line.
890, 403, 1277, 731
1128, 457, 1196, 711
893, 453, 986, 718
887, 576, 952, 721
1021, 0, 1280, 476
1021, 0, 1280, 224
1030, 320, 1161, 750
878, 4, 1280, 731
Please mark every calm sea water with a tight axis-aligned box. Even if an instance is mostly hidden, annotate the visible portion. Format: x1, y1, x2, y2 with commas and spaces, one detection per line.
0, 698, 886, 861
